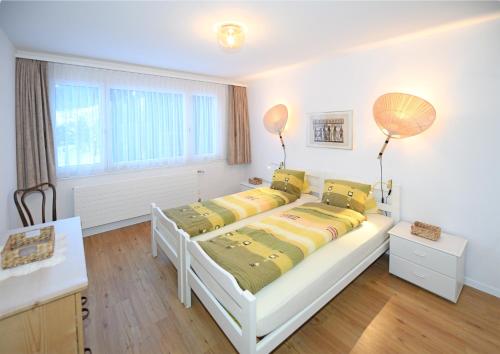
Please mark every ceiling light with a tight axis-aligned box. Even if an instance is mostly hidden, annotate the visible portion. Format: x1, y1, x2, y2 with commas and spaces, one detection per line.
216, 23, 245, 50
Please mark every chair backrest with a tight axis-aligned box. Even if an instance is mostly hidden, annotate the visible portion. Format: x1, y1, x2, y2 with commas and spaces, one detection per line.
14, 182, 57, 227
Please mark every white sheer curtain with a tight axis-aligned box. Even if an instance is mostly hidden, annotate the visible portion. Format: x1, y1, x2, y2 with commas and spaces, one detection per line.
48, 63, 227, 178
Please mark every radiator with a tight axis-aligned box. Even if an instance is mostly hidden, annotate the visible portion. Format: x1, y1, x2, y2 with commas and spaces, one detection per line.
74, 172, 199, 229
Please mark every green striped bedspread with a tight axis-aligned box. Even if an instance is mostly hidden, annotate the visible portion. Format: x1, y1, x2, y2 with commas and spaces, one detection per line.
199, 202, 366, 294
163, 188, 298, 237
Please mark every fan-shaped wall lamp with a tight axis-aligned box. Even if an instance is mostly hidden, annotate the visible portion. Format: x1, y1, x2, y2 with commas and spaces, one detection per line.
263, 104, 288, 169
373, 92, 436, 159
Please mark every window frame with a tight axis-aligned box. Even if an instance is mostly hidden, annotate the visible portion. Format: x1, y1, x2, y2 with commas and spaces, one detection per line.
52, 81, 107, 177
49, 70, 226, 179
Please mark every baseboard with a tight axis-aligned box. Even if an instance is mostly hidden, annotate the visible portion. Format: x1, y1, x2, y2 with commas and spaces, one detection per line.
82, 214, 151, 237
464, 277, 500, 298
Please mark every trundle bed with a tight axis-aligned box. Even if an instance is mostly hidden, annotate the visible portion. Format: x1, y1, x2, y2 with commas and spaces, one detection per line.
183, 181, 400, 354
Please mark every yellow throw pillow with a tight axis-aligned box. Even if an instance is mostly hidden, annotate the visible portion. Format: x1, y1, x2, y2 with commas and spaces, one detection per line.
322, 179, 371, 213
364, 193, 380, 214
271, 169, 305, 198
301, 178, 311, 194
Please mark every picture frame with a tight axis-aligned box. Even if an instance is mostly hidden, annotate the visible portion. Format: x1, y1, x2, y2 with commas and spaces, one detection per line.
307, 110, 353, 150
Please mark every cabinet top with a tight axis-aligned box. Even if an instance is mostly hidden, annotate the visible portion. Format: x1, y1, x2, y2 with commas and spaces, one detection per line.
0, 217, 87, 320
389, 221, 467, 257
240, 180, 271, 188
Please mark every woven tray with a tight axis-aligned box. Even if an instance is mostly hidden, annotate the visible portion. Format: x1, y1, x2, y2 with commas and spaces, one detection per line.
411, 221, 441, 241
1, 226, 55, 269
248, 177, 263, 185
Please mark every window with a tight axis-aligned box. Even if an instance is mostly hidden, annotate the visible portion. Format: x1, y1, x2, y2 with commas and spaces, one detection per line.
49, 63, 227, 177
109, 89, 184, 165
54, 84, 102, 172
193, 95, 217, 156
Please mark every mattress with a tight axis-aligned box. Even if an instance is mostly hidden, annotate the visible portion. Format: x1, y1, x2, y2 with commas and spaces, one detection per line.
254, 213, 393, 336
194, 193, 319, 242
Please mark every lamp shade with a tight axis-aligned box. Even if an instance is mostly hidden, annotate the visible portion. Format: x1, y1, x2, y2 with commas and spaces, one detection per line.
373, 92, 436, 139
263, 104, 288, 134
217, 23, 245, 50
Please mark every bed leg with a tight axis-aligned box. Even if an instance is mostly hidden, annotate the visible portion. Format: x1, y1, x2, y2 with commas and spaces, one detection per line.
240, 292, 257, 354
183, 238, 192, 308
151, 203, 158, 258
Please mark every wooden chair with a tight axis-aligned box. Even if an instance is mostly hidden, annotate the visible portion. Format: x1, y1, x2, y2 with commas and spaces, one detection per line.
14, 182, 57, 227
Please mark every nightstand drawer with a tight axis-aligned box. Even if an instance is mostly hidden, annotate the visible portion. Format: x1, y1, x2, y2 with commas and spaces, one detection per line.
390, 255, 459, 302
390, 235, 457, 278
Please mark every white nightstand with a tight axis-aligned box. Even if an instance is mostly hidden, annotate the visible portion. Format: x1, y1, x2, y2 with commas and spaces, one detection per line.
389, 221, 467, 303
240, 180, 271, 192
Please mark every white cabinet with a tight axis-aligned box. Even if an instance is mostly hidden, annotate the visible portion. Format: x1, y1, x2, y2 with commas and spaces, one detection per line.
389, 221, 467, 303
0, 217, 88, 353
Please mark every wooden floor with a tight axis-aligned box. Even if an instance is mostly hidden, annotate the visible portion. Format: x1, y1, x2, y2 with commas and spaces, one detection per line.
82, 222, 500, 354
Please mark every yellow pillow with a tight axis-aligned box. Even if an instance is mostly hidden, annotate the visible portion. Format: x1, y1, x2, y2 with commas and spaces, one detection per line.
301, 178, 311, 194
364, 193, 380, 214
271, 169, 305, 198
322, 179, 371, 213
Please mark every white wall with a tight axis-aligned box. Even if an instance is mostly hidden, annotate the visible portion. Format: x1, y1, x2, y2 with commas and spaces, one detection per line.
0, 28, 16, 233
245, 19, 500, 296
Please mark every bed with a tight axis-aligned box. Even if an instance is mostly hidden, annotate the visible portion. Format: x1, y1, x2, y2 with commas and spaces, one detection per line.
150, 173, 323, 301
183, 181, 400, 354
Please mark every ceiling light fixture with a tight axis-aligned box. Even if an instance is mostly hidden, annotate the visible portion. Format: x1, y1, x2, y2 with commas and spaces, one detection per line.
216, 23, 245, 50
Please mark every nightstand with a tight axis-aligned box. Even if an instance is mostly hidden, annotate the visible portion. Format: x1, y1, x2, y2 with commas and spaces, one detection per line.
389, 221, 467, 303
240, 180, 271, 192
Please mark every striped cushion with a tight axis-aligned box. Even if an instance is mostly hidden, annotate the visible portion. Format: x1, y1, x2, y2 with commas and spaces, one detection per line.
322, 179, 372, 213
271, 169, 305, 198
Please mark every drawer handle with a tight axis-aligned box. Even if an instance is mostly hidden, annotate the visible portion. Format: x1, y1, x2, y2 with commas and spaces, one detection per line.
413, 251, 427, 257
413, 271, 427, 278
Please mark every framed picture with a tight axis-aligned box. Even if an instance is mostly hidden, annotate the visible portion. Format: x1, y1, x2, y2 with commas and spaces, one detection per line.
307, 110, 353, 149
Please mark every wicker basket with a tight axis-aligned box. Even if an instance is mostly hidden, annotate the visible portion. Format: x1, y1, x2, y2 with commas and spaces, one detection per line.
411, 221, 441, 241
248, 177, 263, 185
1, 226, 55, 269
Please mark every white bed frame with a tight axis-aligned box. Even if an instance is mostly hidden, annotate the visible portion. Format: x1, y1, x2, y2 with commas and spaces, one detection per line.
151, 172, 324, 302
183, 181, 400, 354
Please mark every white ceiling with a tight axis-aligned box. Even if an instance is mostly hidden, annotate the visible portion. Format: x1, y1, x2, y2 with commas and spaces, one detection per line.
0, 1, 498, 79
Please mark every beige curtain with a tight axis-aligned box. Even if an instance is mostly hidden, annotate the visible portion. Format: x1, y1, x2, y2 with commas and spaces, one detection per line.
227, 85, 251, 165
15, 58, 56, 189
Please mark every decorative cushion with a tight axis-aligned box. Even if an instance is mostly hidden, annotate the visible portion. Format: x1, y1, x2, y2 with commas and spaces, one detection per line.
271, 169, 305, 198
322, 179, 372, 213
364, 193, 380, 214
301, 178, 311, 194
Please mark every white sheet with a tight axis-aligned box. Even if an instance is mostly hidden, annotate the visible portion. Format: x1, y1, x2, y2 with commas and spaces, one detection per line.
254, 213, 393, 336
194, 193, 319, 242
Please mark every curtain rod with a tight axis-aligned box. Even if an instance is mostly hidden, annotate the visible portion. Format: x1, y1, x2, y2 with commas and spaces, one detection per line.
16, 50, 246, 87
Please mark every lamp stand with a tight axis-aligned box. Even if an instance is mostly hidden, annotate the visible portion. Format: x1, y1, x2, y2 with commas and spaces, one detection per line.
279, 132, 286, 169
377, 135, 392, 205
377, 135, 391, 159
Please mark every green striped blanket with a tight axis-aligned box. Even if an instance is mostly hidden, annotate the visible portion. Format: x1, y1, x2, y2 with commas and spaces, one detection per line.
163, 188, 298, 237
199, 202, 366, 294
